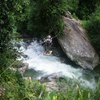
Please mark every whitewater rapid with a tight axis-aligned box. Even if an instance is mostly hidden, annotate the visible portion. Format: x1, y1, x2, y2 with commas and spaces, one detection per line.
17, 39, 97, 89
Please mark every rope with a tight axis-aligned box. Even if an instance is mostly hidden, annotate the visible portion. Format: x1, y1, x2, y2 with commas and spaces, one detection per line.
52, 28, 62, 39
23, 28, 62, 53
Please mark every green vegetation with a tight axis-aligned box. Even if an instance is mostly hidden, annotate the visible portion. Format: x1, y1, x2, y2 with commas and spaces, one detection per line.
0, 70, 48, 100
15, 0, 79, 37
82, 6, 100, 53
1, 0, 100, 100
0, 0, 29, 71
76, 0, 100, 20
1, 72, 100, 100
13, 60, 25, 68
17, 0, 68, 38
44, 77, 100, 100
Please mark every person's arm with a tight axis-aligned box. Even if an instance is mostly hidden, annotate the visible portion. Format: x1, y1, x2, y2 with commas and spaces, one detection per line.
50, 38, 52, 43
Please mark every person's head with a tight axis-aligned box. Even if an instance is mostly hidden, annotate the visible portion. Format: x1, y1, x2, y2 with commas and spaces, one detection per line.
47, 35, 51, 39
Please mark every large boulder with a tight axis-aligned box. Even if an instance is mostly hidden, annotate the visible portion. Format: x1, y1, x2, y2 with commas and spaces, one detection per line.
57, 16, 99, 70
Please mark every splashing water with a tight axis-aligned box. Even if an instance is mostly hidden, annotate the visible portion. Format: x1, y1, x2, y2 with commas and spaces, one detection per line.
17, 39, 98, 90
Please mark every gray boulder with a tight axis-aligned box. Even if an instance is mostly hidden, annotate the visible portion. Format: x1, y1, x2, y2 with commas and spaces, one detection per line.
57, 16, 99, 70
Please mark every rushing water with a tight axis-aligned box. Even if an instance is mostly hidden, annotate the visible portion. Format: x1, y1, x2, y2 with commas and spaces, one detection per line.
17, 38, 100, 90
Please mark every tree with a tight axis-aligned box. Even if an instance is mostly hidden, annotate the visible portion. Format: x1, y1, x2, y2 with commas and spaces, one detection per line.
76, 0, 100, 20
26, 0, 68, 37
82, 6, 100, 53
0, 0, 27, 73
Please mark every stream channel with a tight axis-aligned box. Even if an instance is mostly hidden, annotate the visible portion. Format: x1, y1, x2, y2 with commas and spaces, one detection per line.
17, 38, 100, 90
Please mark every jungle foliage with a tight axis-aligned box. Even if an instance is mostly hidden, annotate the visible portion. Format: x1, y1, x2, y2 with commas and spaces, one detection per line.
0, 69, 48, 100
76, 0, 100, 20
16, 0, 80, 38
82, 6, 100, 53
16, 0, 69, 38
1, 71, 100, 100
0, 0, 28, 70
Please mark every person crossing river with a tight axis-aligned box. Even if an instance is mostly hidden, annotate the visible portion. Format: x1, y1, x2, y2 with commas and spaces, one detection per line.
43, 35, 52, 55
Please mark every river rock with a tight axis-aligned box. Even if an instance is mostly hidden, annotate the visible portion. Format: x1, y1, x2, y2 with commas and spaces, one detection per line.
60, 57, 67, 63
57, 16, 99, 70
40, 71, 63, 82
9, 62, 29, 76
21, 53, 29, 58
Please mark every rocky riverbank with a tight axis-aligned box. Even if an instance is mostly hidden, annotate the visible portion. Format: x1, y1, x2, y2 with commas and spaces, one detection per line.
9, 62, 29, 76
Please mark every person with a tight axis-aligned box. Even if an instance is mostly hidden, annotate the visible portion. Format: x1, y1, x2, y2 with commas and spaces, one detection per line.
43, 35, 52, 54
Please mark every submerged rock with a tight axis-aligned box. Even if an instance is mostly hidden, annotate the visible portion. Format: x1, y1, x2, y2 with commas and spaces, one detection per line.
40, 71, 63, 82
22, 54, 29, 58
57, 16, 99, 70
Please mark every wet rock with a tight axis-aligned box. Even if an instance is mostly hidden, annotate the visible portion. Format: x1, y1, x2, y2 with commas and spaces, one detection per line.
24, 55, 28, 58
60, 58, 67, 63
20, 52, 29, 58
57, 16, 99, 70
52, 46, 64, 57
22, 54, 28, 58
52, 49, 59, 56
40, 71, 63, 82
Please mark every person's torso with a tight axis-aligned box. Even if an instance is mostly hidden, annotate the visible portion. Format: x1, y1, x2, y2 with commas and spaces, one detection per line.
45, 38, 51, 42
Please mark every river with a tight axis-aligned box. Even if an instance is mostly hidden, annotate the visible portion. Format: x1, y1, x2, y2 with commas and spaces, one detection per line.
17, 38, 100, 90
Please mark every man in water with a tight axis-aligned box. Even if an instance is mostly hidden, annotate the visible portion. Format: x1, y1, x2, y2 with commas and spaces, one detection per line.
43, 35, 52, 54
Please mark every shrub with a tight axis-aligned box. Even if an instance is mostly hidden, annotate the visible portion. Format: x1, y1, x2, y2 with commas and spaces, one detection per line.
13, 60, 25, 68
93, 78, 100, 100
82, 6, 100, 52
